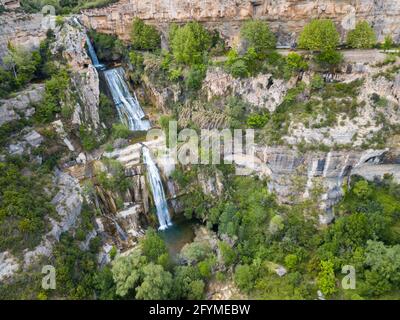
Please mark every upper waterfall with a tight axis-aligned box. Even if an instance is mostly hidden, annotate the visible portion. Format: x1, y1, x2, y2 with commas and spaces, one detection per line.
142, 146, 172, 231
104, 68, 151, 131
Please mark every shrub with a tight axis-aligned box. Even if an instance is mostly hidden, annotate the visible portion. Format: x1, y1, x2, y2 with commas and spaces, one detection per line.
88, 30, 125, 62
131, 18, 160, 51
310, 74, 325, 90
240, 20, 276, 57
286, 52, 308, 73
315, 49, 343, 70
298, 19, 340, 51
185, 64, 207, 91
169, 22, 211, 65
382, 35, 394, 51
246, 113, 269, 129
112, 123, 131, 139
346, 21, 377, 49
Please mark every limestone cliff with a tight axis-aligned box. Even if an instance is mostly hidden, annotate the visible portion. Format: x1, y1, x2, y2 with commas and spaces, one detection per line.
81, 0, 400, 45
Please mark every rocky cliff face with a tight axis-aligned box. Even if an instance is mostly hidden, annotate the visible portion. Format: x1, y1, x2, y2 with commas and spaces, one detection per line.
81, 0, 400, 45
0, 11, 46, 61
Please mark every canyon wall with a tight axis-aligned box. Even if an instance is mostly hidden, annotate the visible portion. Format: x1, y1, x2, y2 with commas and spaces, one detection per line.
80, 0, 400, 45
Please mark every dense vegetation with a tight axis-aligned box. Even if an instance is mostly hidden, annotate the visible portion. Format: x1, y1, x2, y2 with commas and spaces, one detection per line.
2, 11, 399, 301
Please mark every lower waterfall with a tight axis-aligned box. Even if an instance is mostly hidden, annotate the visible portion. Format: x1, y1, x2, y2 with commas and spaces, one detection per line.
142, 146, 172, 231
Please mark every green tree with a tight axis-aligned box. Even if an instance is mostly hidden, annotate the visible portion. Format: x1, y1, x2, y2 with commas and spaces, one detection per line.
169, 22, 211, 65
298, 19, 340, 51
131, 18, 160, 50
234, 264, 256, 293
317, 260, 336, 296
346, 21, 377, 49
135, 263, 173, 300
140, 228, 168, 263
111, 250, 147, 297
218, 241, 237, 267
180, 242, 213, 264
240, 20, 276, 57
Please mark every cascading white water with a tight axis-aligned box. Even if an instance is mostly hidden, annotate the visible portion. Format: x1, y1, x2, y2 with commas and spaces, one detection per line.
85, 34, 103, 68
73, 18, 170, 230
104, 68, 151, 131
142, 146, 172, 231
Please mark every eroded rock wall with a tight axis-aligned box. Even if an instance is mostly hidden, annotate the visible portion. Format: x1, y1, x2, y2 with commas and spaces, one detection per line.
81, 0, 400, 45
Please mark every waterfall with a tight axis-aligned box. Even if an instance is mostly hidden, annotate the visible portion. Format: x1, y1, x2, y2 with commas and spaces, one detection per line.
85, 34, 105, 69
104, 68, 151, 131
142, 146, 172, 231
72, 17, 105, 69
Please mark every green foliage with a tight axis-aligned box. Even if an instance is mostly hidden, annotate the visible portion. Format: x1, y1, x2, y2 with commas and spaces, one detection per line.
80, 126, 98, 151
218, 241, 237, 267
112, 249, 147, 297
298, 19, 340, 51
317, 260, 337, 296
310, 74, 325, 91
185, 64, 207, 91
234, 264, 256, 293
96, 159, 131, 194
0, 158, 55, 253
53, 233, 101, 299
131, 18, 160, 51
284, 254, 299, 271
140, 228, 168, 263
111, 123, 131, 139
240, 20, 276, 57
128, 51, 144, 83
135, 263, 174, 300
382, 35, 394, 51
346, 21, 377, 49
88, 30, 125, 62
169, 22, 211, 65
35, 68, 70, 123
315, 49, 343, 70
180, 242, 213, 264
246, 113, 269, 129
286, 52, 308, 73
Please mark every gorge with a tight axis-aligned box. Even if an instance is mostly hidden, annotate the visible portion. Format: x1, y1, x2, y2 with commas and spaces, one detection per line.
1, 0, 400, 301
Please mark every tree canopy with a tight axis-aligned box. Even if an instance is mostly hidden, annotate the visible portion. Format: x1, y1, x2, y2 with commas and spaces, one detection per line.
298, 19, 340, 51
346, 21, 377, 49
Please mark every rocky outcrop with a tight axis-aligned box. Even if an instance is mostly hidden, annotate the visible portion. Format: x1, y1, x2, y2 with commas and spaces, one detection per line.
23, 171, 83, 266
203, 66, 292, 112
0, 11, 46, 61
0, 83, 44, 126
81, 0, 400, 45
0, 251, 19, 282
52, 19, 101, 131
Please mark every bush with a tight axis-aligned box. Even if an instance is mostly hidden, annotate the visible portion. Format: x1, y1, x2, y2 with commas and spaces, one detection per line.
382, 35, 394, 51
315, 49, 343, 70
112, 123, 131, 139
246, 113, 269, 129
346, 21, 377, 49
240, 20, 276, 57
169, 22, 211, 65
131, 18, 160, 51
298, 19, 340, 51
286, 52, 308, 73
310, 74, 325, 90
88, 30, 125, 62
185, 64, 207, 91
